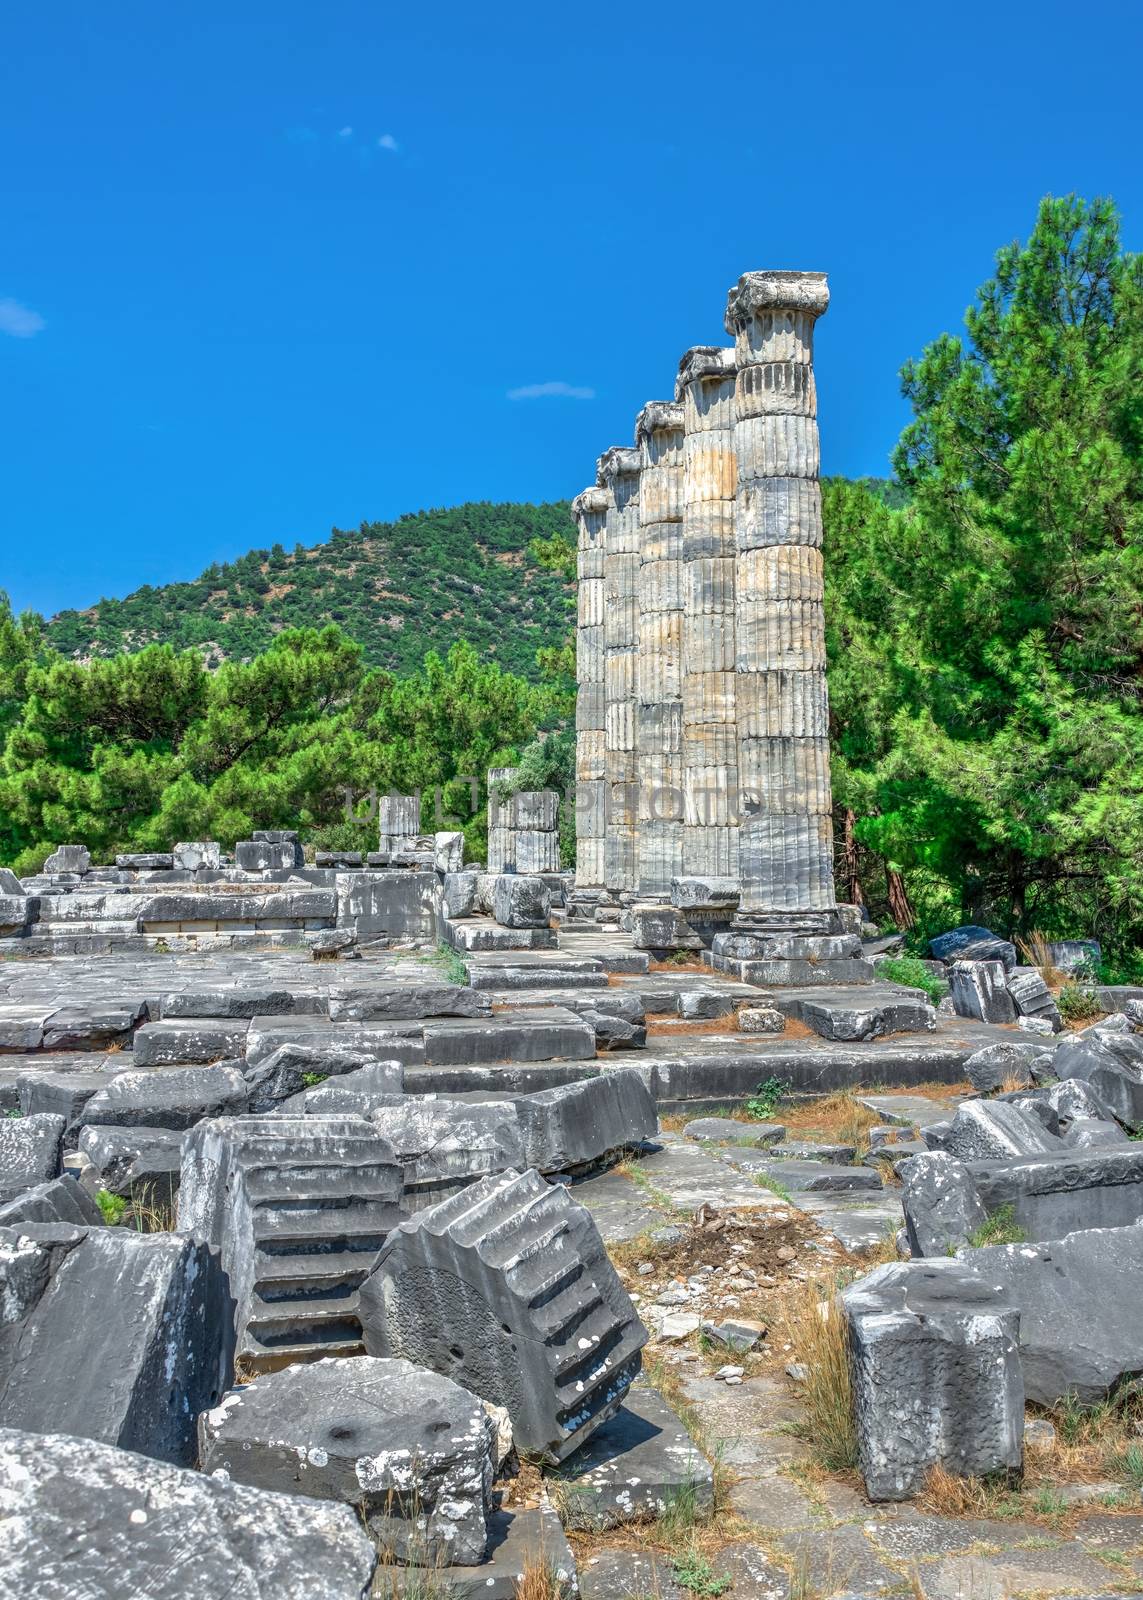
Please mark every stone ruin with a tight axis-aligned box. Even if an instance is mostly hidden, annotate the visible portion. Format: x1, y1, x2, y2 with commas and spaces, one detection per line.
3, 269, 1143, 1598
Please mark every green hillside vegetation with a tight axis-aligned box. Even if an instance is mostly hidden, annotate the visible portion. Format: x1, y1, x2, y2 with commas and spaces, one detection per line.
4, 195, 1140, 967
45, 502, 578, 680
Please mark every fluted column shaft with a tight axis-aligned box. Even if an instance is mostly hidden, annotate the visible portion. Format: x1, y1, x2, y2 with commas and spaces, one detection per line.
599, 447, 642, 894
634, 402, 685, 897
726, 271, 835, 912
572, 486, 609, 890
677, 347, 739, 880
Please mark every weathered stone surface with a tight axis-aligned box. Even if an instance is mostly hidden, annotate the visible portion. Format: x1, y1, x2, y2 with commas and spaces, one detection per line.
433, 831, 465, 874
80, 1063, 249, 1131
939, 1100, 1063, 1161
967, 1222, 1143, 1404
631, 905, 703, 950
1006, 966, 1062, 1031
172, 839, 221, 870
77, 1123, 183, 1199
581, 1007, 646, 1049
1053, 1031, 1143, 1126
244, 1044, 403, 1112
0, 1224, 231, 1464
199, 1356, 495, 1564
306, 928, 357, 958
930, 925, 1017, 968
0, 1424, 377, 1598
359, 1166, 646, 1462
116, 851, 175, 869
43, 843, 92, 874
842, 1258, 1023, 1499
513, 1069, 657, 1172
371, 1098, 525, 1207
397, 1506, 576, 1600
235, 839, 298, 871
160, 988, 297, 1019
962, 1041, 1054, 1094
178, 1116, 403, 1371
970, 1147, 1143, 1238
40, 999, 146, 1051
491, 875, 551, 929
900, 1151, 989, 1256
683, 1117, 785, 1146
327, 983, 487, 1021
949, 960, 1018, 1024
670, 877, 740, 913
738, 1005, 786, 1034
0, 1175, 103, 1227
133, 1018, 251, 1065
551, 1385, 712, 1529
443, 869, 480, 917
0, 1113, 65, 1199
275, 1061, 407, 1116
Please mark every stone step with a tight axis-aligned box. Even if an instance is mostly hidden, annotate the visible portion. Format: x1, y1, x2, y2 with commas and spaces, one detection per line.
131, 1018, 250, 1066
467, 963, 608, 991
444, 921, 558, 953
243, 1168, 402, 1205
403, 1060, 601, 1096
705, 952, 878, 986
238, 1323, 364, 1370
253, 1250, 378, 1296
765, 983, 936, 1041
251, 1204, 394, 1248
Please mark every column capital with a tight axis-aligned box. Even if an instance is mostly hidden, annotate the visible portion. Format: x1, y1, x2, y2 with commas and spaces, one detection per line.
674, 346, 736, 400
635, 401, 684, 447
724, 271, 829, 332
571, 486, 611, 519
596, 446, 642, 486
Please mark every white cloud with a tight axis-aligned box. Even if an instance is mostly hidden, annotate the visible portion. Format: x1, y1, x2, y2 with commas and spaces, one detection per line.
0, 298, 45, 339
338, 125, 353, 138
377, 133, 399, 152
507, 380, 595, 401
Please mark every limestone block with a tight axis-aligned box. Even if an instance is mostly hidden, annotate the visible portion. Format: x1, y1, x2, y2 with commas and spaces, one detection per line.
0, 1224, 231, 1464
444, 869, 480, 917
0, 1176, 104, 1227
738, 736, 832, 815
433, 831, 465, 874
736, 669, 829, 739
43, 844, 91, 874
199, 1356, 496, 1565
234, 839, 296, 872
0, 1113, 65, 1200
492, 874, 551, 929
843, 1258, 1022, 1500
940, 1100, 1063, 1161
513, 1069, 657, 1172
80, 1063, 249, 1132
630, 905, 703, 950
576, 680, 605, 731
358, 1167, 646, 1462
1052, 1033, 1143, 1125
738, 1006, 787, 1034
899, 1151, 989, 1256
735, 598, 826, 674
929, 925, 1018, 968
77, 1124, 183, 1200
178, 1116, 404, 1372
1006, 966, 1062, 1031
0, 1425, 377, 1598
961, 1041, 1054, 1094
378, 794, 421, 837
372, 1097, 525, 1207
949, 960, 1018, 1024
737, 812, 835, 912
734, 413, 820, 479
172, 840, 221, 870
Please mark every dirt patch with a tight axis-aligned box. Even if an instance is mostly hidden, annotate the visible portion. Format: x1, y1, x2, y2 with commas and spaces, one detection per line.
648, 957, 711, 974
645, 1015, 739, 1037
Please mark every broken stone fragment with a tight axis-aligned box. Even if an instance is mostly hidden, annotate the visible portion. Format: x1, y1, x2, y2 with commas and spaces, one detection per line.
948, 960, 1018, 1024
738, 1005, 786, 1034
961, 1041, 1055, 1095
929, 925, 1017, 968
77, 1123, 183, 1201
683, 1117, 784, 1146
580, 1008, 647, 1049
937, 1100, 1064, 1162
630, 905, 703, 951
274, 1061, 407, 1116
43, 843, 91, 874
79, 1063, 249, 1132
306, 927, 357, 958
199, 1356, 496, 1565
0, 1223, 232, 1464
512, 1069, 657, 1172
669, 877, 740, 913
1052, 1031, 1143, 1126
1005, 966, 1063, 1031
359, 1166, 646, 1461
842, 1258, 1024, 1500
491, 874, 551, 928
0, 1175, 104, 1227
327, 982, 486, 1021
898, 1150, 989, 1256
243, 1044, 402, 1113
0, 1112, 65, 1200
371, 1097, 525, 1208
0, 1424, 377, 1598
172, 839, 221, 870
179, 1115, 404, 1373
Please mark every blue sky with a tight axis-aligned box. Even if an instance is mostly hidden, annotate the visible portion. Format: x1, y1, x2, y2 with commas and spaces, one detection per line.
2, 0, 1141, 617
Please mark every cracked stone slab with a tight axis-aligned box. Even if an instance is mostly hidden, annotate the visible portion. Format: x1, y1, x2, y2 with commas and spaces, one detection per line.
569, 1168, 667, 1243
0, 1423, 376, 1599
862, 1513, 1050, 1559
775, 1523, 905, 1593
550, 1385, 713, 1529
626, 1141, 791, 1212
388, 1507, 576, 1600
579, 1548, 683, 1599
914, 1542, 1125, 1599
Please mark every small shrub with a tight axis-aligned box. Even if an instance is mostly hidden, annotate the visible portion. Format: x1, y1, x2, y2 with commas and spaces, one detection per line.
96, 1189, 128, 1225
879, 955, 948, 1007
1056, 983, 1102, 1022
745, 1075, 787, 1119
300, 1071, 329, 1088
967, 1205, 1026, 1247
670, 1546, 731, 1597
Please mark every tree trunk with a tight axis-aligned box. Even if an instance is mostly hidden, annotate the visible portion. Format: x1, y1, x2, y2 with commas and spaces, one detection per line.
886, 864, 916, 930
841, 807, 865, 908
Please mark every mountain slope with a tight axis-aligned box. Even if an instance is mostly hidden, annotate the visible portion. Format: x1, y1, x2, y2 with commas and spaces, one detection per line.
46, 501, 578, 680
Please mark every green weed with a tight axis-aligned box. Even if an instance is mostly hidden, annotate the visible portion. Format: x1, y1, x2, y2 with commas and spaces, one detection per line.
967, 1204, 1026, 1247
744, 1076, 787, 1120
96, 1189, 128, 1225
879, 954, 949, 1006
670, 1546, 730, 1597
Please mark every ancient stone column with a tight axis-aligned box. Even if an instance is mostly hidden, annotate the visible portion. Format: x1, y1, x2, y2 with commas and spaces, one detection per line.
571, 487, 608, 890
598, 447, 641, 895
725, 271, 834, 912
634, 401, 685, 897
677, 347, 739, 881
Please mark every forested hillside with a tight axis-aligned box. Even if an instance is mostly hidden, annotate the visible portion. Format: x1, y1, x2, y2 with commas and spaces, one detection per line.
45, 502, 578, 680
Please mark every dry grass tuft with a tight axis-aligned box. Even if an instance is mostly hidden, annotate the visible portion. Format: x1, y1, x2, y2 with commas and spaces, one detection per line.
1000, 1072, 1033, 1094
780, 1280, 857, 1472
513, 1553, 569, 1599
1017, 930, 1066, 989
917, 1463, 1003, 1518
779, 1090, 882, 1156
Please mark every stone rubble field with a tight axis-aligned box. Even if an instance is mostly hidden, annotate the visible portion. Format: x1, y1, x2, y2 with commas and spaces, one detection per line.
3, 845, 1143, 1598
